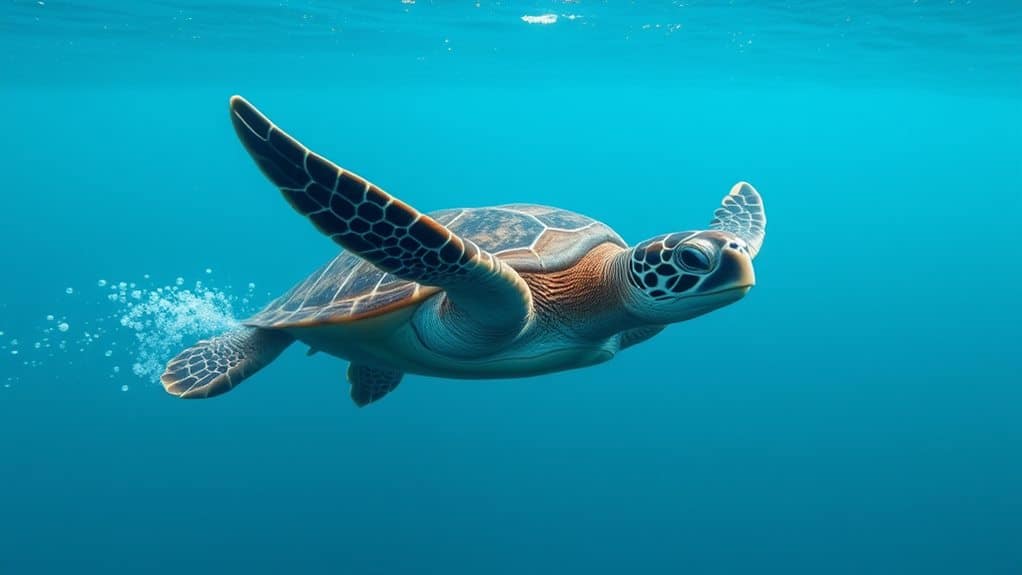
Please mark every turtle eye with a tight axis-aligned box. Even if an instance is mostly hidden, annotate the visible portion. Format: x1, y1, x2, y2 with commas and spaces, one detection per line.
676, 245, 712, 273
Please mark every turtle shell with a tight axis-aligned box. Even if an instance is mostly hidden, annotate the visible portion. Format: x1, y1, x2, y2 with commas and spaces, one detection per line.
247, 204, 625, 328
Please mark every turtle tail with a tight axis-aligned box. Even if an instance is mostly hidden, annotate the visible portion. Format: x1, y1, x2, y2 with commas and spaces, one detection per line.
160, 327, 293, 399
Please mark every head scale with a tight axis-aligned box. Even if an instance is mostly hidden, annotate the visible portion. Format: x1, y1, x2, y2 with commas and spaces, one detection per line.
620, 229, 756, 323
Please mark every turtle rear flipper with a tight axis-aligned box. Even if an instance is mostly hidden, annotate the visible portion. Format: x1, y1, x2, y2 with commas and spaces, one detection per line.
347, 364, 403, 407
161, 327, 293, 398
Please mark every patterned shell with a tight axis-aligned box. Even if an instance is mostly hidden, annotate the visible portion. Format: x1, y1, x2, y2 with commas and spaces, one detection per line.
248, 204, 626, 327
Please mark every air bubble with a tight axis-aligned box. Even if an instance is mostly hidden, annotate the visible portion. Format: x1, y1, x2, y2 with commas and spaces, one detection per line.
17, 269, 257, 385
121, 384, 129, 392
205, 268, 213, 275
65, 287, 74, 295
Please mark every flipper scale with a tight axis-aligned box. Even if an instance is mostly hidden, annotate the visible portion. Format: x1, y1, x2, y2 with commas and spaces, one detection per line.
229, 95, 533, 351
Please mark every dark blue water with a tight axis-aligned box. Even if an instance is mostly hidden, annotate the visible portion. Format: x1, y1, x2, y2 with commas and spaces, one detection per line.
2, 2, 1021, 573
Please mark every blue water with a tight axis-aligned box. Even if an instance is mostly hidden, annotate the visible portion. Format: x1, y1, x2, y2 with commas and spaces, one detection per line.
2, 1, 1021, 573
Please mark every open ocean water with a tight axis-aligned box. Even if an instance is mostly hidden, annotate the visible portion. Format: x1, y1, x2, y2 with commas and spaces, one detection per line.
1, 1, 1021, 573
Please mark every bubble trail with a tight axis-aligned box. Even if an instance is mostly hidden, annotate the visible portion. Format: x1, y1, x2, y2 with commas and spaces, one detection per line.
1, 270, 262, 390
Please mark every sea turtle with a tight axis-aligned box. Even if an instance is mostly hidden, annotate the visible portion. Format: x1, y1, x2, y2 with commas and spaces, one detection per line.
161, 95, 767, 407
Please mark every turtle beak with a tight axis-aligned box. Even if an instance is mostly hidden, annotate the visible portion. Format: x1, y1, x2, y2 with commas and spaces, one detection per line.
698, 246, 755, 295
728, 247, 756, 289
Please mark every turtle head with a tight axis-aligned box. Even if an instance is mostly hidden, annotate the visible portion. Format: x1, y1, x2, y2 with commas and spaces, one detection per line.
618, 182, 766, 324
619, 230, 756, 323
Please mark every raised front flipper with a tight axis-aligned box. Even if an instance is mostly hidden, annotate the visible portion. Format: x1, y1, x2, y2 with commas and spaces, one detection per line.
347, 364, 403, 407
709, 182, 766, 258
229, 96, 531, 353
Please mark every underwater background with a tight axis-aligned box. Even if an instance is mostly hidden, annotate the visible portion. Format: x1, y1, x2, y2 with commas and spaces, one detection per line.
1, 1, 1021, 573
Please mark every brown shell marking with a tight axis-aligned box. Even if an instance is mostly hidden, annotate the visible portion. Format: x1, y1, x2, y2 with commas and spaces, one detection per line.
247, 205, 625, 328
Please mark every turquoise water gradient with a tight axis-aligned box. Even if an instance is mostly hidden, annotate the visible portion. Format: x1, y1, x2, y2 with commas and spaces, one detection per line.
1, 2, 1021, 573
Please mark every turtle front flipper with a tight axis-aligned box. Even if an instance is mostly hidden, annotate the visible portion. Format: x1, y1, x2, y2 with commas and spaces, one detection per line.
161, 327, 293, 398
709, 182, 766, 258
229, 96, 532, 355
347, 364, 403, 407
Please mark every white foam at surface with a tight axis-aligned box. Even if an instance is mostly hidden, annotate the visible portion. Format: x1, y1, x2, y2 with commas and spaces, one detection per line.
522, 14, 557, 25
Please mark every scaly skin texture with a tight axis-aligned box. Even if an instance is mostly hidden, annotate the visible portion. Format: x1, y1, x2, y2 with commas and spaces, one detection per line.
520, 242, 636, 341
306, 243, 640, 379
161, 327, 294, 399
